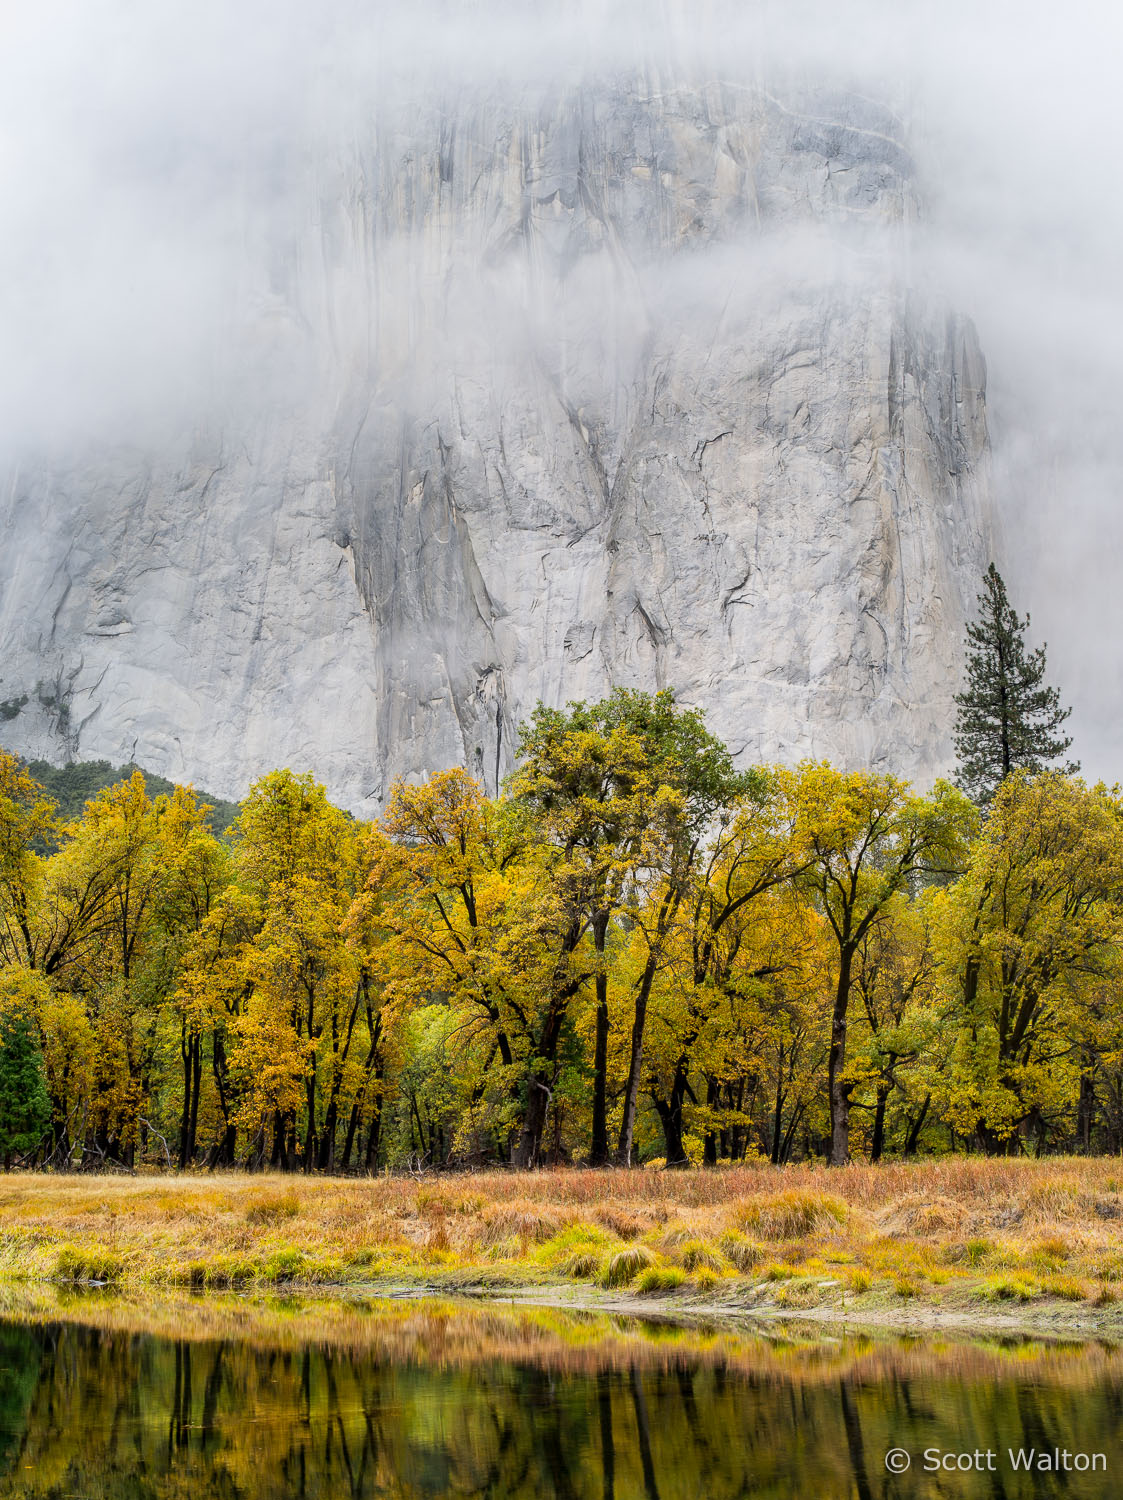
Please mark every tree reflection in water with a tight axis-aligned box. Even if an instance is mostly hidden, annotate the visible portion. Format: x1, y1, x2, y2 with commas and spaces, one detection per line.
0, 1301, 1116, 1497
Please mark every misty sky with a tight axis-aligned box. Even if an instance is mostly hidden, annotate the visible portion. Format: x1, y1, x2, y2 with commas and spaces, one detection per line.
2, 0, 1121, 778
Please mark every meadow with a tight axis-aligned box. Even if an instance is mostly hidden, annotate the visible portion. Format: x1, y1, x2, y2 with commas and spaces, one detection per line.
3, 1157, 1123, 1332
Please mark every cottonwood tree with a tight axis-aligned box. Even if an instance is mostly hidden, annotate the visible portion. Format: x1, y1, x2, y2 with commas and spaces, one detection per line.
935, 771, 1123, 1154
798, 766, 972, 1166
509, 689, 747, 1166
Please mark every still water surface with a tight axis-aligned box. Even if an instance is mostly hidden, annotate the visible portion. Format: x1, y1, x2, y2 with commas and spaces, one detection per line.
0, 1298, 1118, 1498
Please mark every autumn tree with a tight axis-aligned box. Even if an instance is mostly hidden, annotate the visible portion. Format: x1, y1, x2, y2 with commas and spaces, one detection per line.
798, 767, 972, 1165
935, 771, 1123, 1153
509, 689, 746, 1164
844, 896, 939, 1161
230, 770, 364, 1171
0, 752, 58, 972
635, 768, 813, 1165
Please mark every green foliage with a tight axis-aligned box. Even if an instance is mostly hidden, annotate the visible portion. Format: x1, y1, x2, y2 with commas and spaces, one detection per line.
3, 689, 1123, 1173
954, 563, 1078, 805
0, 1006, 50, 1161
23, 758, 238, 845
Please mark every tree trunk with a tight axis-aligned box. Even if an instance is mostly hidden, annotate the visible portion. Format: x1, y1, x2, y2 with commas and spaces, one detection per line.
1077, 1058, 1096, 1152
209, 1124, 237, 1169
827, 947, 854, 1166
702, 1077, 720, 1166
770, 1052, 786, 1165
513, 1075, 553, 1170
589, 912, 611, 1167
178, 1019, 193, 1170
363, 1056, 385, 1172
869, 1082, 891, 1164
903, 1093, 930, 1157
653, 1060, 692, 1166
318, 1099, 338, 1173
513, 996, 569, 1170
617, 955, 656, 1166
270, 1111, 287, 1170
303, 1072, 317, 1173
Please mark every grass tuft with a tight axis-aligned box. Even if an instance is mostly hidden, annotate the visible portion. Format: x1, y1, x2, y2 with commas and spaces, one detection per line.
244, 1190, 301, 1225
732, 1189, 847, 1240
979, 1274, 1039, 1303
601, 1246, 654, 1289
635, 1265, 685, 1295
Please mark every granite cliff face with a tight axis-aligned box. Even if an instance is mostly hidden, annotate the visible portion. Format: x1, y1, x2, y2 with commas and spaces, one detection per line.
0, 76, 991, 814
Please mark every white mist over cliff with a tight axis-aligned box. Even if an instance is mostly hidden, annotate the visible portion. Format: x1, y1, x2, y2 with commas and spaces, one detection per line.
0, 1, 1118, 804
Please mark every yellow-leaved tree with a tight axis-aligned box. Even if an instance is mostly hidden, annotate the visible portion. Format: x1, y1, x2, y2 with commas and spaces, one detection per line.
796, 766, 973, 1165
934, 771, 1123, 1153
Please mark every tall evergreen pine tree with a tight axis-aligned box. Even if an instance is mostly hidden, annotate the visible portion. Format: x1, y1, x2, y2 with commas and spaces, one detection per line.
954, 563, 1078, 805
0, 1013, 50, 1168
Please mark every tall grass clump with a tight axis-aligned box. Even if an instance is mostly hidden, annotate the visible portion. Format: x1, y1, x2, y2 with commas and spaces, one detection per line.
732, 1190, 847, 1240
601, 1246, 654, 1289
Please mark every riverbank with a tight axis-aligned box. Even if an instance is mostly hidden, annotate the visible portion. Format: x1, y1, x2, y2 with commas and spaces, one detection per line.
2, 1158, 1123, 1336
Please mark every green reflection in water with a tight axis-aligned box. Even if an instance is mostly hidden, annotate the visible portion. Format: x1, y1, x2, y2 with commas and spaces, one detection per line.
0, 1303, 1117, 1498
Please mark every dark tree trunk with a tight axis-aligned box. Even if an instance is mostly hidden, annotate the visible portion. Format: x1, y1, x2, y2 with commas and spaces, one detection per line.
340, 1101, 361, 1171
209, 1124, 237, 1169
303, 1072, 317, 1173
770, 1053, 786, 1165
363, 1102, 382, 1172
513, 1075, 553, 1170
590, 912, 611, 1167
317, 1099, 338, 1172
188, 1035, 202, 1168
903, 1093, 930, 1157
827, 947, 854, 1166
652, 1060, 692, 1166
1077, 1059, 1096, 1152
270, 1111, 288, 1170
617, 955, 656, 1166
869, 1082, 891, 1164
178, 1020, 195, 1170
702, 1077, 720, 1166
513, 997, 568, 1169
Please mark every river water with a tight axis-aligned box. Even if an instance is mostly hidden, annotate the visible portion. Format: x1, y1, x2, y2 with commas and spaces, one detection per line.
0, 1298, 1118, 1497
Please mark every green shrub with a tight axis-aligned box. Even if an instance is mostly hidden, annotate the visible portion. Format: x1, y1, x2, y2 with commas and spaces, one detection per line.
205, 1256, 259, 1289
1042, 1275, 1086, 1302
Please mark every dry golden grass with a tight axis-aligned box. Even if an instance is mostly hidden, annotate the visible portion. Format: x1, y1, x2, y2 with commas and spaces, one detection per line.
0, 1158, 1120, 1321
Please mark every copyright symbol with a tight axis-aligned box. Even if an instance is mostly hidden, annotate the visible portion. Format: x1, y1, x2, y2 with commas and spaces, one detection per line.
885, 1449, 911, 1473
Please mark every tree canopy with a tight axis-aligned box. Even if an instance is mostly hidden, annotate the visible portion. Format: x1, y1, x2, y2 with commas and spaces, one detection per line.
0, 689, 1118, 1170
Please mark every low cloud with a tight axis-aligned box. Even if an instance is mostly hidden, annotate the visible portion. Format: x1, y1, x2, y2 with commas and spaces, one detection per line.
2, 0, 1119, 773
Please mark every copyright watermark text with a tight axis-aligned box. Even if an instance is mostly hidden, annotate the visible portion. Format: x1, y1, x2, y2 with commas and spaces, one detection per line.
885, 1447, 1107, 1474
